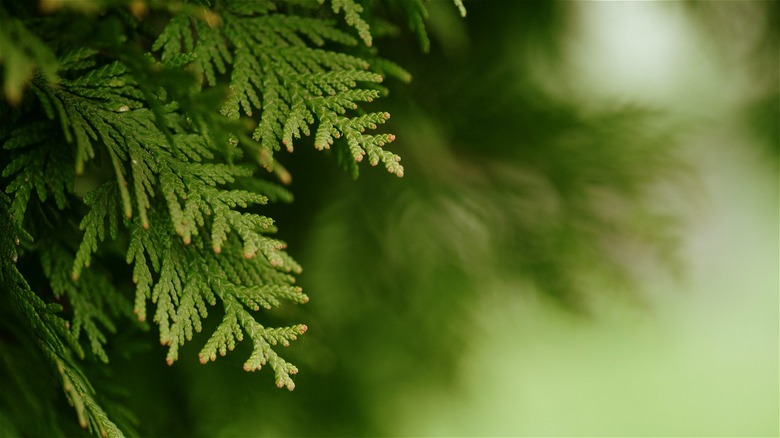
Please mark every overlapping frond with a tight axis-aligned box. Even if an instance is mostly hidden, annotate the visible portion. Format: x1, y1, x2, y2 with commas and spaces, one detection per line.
389, 0, 466, 53
127, 224, 308, 384
1, 119, 73, 224
42, 242, 129, 363
72, 184, 120, 282
0, 0, 466, 434
326, 0, 373, 46
153, 0, 404, 177
201, 293, 307, 390
4, 29, 314, 394
57, 359, 124, 438
1, 193, 122, 437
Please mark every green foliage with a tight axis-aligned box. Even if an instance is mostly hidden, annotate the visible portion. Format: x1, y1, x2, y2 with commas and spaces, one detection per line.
0, 192, 123, 437
0, 0, 460, 435
151, 0, 405, 177
328, 0, 373, 46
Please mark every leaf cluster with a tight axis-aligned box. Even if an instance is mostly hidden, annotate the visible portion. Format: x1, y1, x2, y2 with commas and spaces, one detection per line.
0, 0, 466, 435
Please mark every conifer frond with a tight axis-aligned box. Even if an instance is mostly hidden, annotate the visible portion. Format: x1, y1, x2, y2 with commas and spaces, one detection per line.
9, 282, 123, 437
150, 241, 219, 365
150, 239, 186, 349
153, 14, 232, 87
44, 54, 301, 314
57, 358, 124, 438
232, 176, 294, 203
2, 194, 122, 437
453, 0, 467, 17
72, 184, 120, 282
192, 238, 307, 385
127, 225, 307, 386
153, 0, 404, 177
126, 216, 163, 322
0, 192, 27, 268
42, 242, 130, 363
326, 0, 373, 46
369, 57, 413, 84
0, 0, 446, 432
50, 63, 149, 181
1, 120, 73, 224
7, 282, 123, 437
399, 0, 431, 52
200, 294, 307, 390
156, 146, 285, 256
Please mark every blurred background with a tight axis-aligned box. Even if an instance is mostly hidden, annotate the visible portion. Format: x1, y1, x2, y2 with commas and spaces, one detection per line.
112, 1, 778, 435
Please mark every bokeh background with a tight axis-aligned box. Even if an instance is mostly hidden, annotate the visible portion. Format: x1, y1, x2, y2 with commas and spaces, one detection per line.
111, 1, 778, 435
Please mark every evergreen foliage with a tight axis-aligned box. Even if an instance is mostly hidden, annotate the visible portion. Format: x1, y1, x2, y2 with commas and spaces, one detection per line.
0, 0, 464, 435
6, 1, 768, 436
